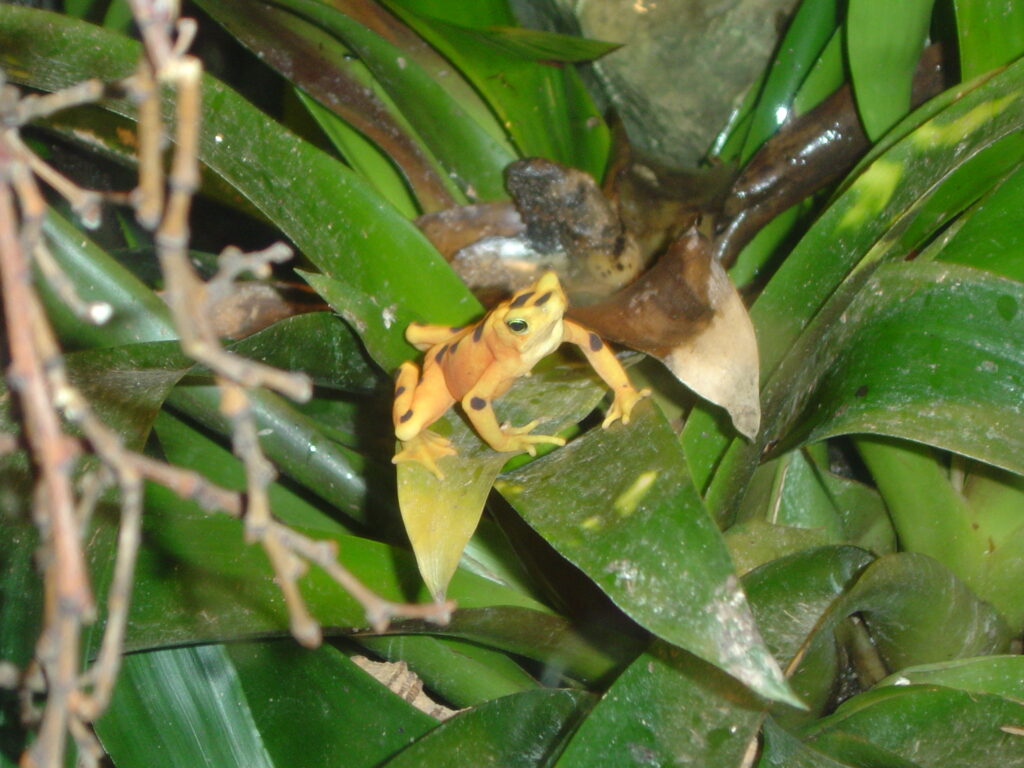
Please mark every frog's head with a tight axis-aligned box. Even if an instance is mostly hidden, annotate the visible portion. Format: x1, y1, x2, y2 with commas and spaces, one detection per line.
490, 272, 568, 361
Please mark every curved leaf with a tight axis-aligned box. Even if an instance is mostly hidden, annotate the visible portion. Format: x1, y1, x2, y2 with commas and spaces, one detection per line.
0, 5, 480, 334
801, 684, 1024, 767
556, 643, 764, 767
196, 0, 461, 212
847, 0, 935, 139
381, 689, 593, 768
697, 55, 1024, 515
499, 402, 800, 706
270, 0, 517, 200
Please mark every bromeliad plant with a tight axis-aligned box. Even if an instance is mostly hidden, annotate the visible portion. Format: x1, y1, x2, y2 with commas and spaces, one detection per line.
0, 1, 1023, 767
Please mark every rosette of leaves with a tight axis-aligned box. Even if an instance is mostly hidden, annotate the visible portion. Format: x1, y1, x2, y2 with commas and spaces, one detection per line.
1, 1, 1023, 767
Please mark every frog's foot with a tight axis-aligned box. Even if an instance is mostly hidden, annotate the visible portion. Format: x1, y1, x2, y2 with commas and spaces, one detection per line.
601, 386, 652, 428
493, 420, 566, 456
393, 431, 456, 479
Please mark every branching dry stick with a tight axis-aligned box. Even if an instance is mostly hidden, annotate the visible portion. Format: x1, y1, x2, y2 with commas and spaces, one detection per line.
2, 3, 456, 765
119, 450, 455, 630
0, 148, 89, 768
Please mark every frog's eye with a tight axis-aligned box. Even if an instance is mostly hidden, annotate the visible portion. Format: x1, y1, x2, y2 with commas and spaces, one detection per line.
506, 318, 529, 335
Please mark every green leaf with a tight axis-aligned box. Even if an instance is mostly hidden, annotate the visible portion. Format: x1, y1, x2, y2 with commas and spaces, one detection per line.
357, 634, 540, 707
499, 403, 801, 706
744, 547, 1012, 723
801, 684, 1024, 767
740, 0, 839, 161
954, 0, 1024, 80
195, 0, 461, 212
936, 160, 1024, 281
269, 0, 517, 200
370, 605, 641, 686
386, 4, 610, 177
857, 437, 1024, 633
297, 91, 421, 217
381, 689, 593, 767
555, 643, 764, 767
102, 492, 547, 654
40, 210, 174, 348
165, 385, 374, 523
876, 655, 1024, 700
227, 641, 438, 767
225, 312, 384, 393
757, 717, 854, 768
778, 262, 1024, 471
698, 55, 1024, 517
64, 343, 192, 450
847, 0, 935, 139
152, 410, 353, 534
97, 645, 275, 768
791, 28, 845, 115
744, 546, 876, 718
0, 6, 480, 332
463, 26, 620, 62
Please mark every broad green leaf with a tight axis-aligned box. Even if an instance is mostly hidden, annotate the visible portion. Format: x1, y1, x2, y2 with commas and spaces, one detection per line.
165, 386, 374, 524
779, 263, 1024, 474
0, 6, 480, 331
386, 4, 610, 176
743, 547, 1012, 724
381, 689, 593, 768
63, 343, 191, 450
226, 312, 384, 393
153, 410, 354, 535
757, 717, 854, 768
0, 511, 41, 668
954, 0, 1024, 80
937, 160, 1024, 281
689, 26, 1024, 506
555, 643, 764, 767
791, 28, 845, 116
730, 444, 894, 563
40, 210, 174, 348
740, 0, 839, 161
500, 403, 801, 706
270, 0, 517, 200
744, 546, 876, 719
97, 645, 275, 768
725, 521, 832, 576
461, 26, 619, 63
370, 605, 642, 686
358, 634, 540, 707
385, 0, 515, 27
876, 655, 1024, 700
847, 0, 935, 139
858, 437, 1024, 632
227, 641, 438, 767
298, 92, 421, 218
803, 553, 1009, 689
196, 0, 461, 212
39, 208, 384, 525
801, 684, 1024, 767
100, 492, 547, 654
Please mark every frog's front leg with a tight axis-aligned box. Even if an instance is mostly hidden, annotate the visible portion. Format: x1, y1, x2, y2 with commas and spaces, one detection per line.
563, 319, 651, 426
392, 361, 457, 477
461, 369, 566, 455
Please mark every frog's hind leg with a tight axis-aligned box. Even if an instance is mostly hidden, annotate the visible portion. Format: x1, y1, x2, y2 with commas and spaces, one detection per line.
393, 362, 457, 477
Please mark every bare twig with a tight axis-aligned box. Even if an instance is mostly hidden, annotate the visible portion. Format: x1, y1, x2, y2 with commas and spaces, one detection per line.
0, 156, 89, 768
2, 3, 456, 766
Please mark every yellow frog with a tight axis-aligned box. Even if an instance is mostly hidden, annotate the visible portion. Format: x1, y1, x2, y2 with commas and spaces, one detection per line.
392, 272, 651, 477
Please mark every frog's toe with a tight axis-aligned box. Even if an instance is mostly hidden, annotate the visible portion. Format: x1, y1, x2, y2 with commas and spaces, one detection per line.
393, 431, 457, 479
